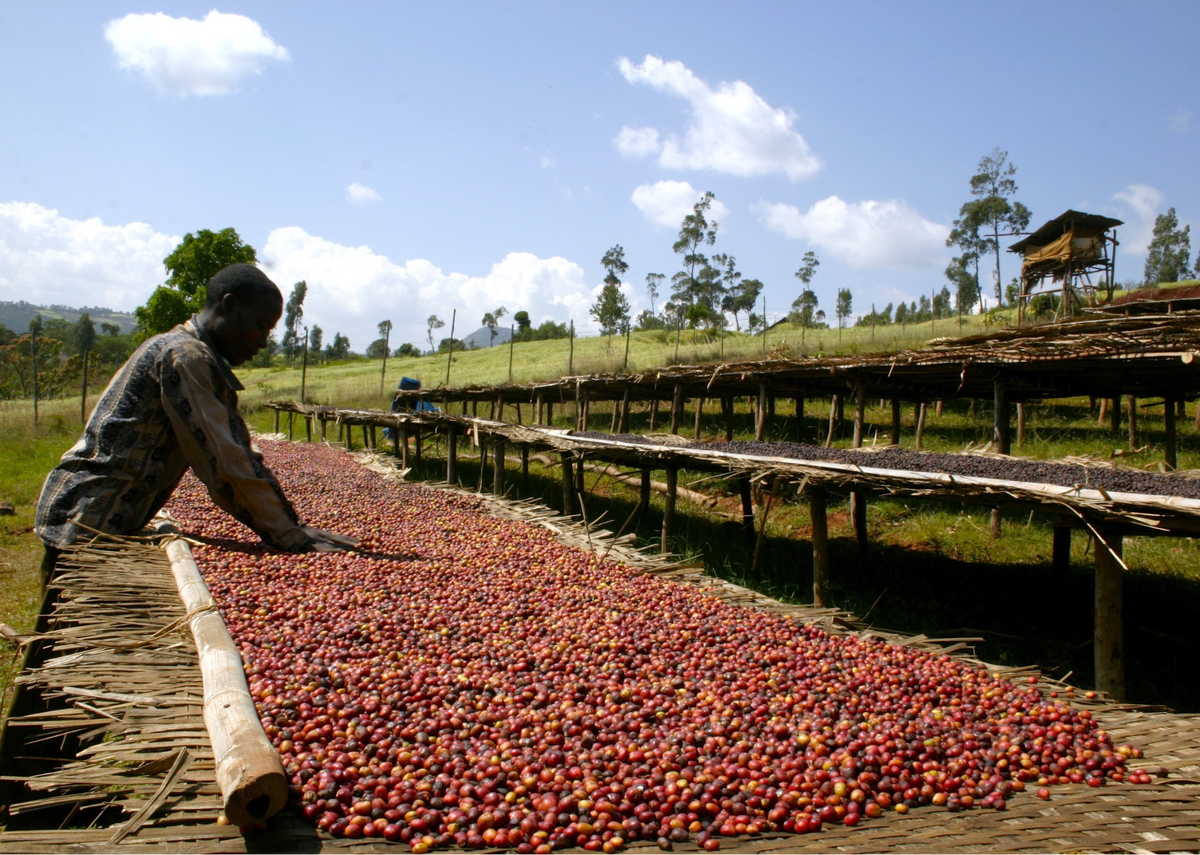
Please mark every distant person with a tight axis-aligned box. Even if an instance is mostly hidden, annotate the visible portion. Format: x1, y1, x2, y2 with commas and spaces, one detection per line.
35, 264, 355, 575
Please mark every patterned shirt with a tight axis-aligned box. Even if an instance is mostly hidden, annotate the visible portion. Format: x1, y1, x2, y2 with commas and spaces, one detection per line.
36, 317, 306, 550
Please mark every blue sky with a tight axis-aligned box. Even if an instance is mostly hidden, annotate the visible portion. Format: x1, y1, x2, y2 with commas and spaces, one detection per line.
1, 1, 1196, 349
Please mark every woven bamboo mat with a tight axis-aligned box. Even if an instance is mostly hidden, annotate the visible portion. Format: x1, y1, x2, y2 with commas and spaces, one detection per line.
2, 446, 1199, 852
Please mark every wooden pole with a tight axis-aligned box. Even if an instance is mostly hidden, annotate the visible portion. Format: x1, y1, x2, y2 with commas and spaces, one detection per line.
618, 385, 631, 434
809, 487, 829, 608
648, 399, 658, 432
580, 390, 590, 432
1098, 397, 1108, 426
693, 396, 705, 440
159, 528, 287, 826
445, 309, 456, 387
446, 428, 458, 485
413, 430, 421, 463
568, 320, 574, 375
399, 426, 409, 469
1110, 396, 1121, 436
670, 383, 683, 434
1094, 527, 1125, 701
825, 395, 839, 447
755, 383, 768, 441
890, 398, 901, 446
991, 508, 1002, 539
536, 392, 544, 425
305, 416, 312, 443
1016, 402, 1026, 449
1165, 396, 1178, 470
639, 468, 651, 520
521, 444, 530, 489
492, 437, 505, 495
795, 397, 805, 444
508, 324, 515, 383
1127, 395, 1138, 449
546, 401, 553, 426
993, 378, 1011, 455
661, 466, 678, 554
723, 396, 734, 442
853, 383, 866, 447
560, 454, 576, 516
915, 402, 926, 450
320, 417, 327, 442
610, 397, 620, 433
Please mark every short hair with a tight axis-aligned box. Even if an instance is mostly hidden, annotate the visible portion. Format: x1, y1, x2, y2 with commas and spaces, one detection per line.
205, 264, 282, 308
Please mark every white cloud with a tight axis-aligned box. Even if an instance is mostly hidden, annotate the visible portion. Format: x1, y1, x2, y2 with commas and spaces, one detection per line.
346, 182, 382, 204
261, 227, 597, 349
0, 202, 177, 308
539, 153, 556, 170
1168, 108, 1192, 133
631, 180, 730, 228
614, 126, 661, 158
756, 196, 947, 270
615, 55, 819, 181
104, 10, 289, 96
1112, 183, 1165, 255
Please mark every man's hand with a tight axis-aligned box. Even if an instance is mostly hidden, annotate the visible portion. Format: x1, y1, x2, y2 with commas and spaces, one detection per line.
301, 526, 360, 553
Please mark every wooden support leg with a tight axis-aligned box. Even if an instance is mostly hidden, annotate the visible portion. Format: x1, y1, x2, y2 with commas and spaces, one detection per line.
521, 445, 529, 489
610, 398, 620, 433
546, 402, 553, 425
370, 425, 377, 448
724, 396, 734, 442
1098, 397, 1108, 426
536, 393, 544, 425
305, 416, 312, 443
661, 467, 678, 554
560, 455, 576, 516
414, 430, 422, 463
345, 424, 353, 450
288, 413, 294, 441
446, 428, 458, 485
1017, 402, 1026, 450
515, 403, 522, 424
795, 397, 805, 444
853, 383, 866, 448
890, 398, 901, 446
580, 391, 590, 432
936, 400, 944, 418
810, 487, 829, 608
990, 507, 1002, 539
670, 384, 683, 434
399, 428, 409, 469
915, 402, 926, 450
1053, 524, 1071, 575
826, 395, 840, 448
755, 383, 768, 441
1165, 396, 1178, 470
994, 379, 1011, 455
492, 438, 505, 495
1127, 395, 1138, 449
320, 417, 327, 441
273, 410, 280, 434
851, 492, 868, 558
648, 399, 658, 432
1094, 528, 1125, 701
1110, 397, 1121, 435
693, 397, 705, 440
619, 386, 631, 434
639, 468, 651, 520
392, 427, 400, 459
739, 477, 754, 548
362, 425, 370, 449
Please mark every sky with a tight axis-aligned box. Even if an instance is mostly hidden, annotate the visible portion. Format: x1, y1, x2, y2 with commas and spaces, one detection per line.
1, 1, 1197, 351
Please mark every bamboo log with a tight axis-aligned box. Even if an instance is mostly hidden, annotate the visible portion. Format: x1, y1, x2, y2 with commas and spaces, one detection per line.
1094, 528, 1125, 701
810, 487, 829, 608
158, 525, 287, 827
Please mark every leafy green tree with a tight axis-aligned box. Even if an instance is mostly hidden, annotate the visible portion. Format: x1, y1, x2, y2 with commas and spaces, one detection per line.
634, 309, 666, 331
645, 273, 664, 316
425, 315, 445, 354
894, 301, 908, 325
394, 342, 420, 357
280, 281, 307, 363
1144, 208, 1194, 285
835, 287, 853, 336
723, 273, 763, 332
513, 311, 531, 333
135, 228, 257, 337
791, 290, 820, 328
437, 337, 466, 353
100, 321, 121, 337
933, 286, 953, 319
795, 251, 819, 287
591, 245, 632, 340
670, 192, 723, 327
945, 252, 979, 313
482, 306, 508, 347
326, 332, 351, 360
308, 326, 323, 363
366, 338, 389, 358
75, 312, 96, 424
951, 149, 1031, 304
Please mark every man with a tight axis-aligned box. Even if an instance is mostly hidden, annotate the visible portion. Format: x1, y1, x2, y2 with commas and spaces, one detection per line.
36, 264, 354, 573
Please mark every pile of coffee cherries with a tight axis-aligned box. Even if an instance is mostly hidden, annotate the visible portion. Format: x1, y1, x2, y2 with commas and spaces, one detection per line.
167, 441, 1145, 852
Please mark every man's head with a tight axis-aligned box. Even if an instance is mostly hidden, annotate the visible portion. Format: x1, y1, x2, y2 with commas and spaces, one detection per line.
198, 264, 283, 366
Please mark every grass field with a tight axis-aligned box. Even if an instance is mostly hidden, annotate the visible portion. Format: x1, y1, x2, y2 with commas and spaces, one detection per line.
4, 313, 1200, 717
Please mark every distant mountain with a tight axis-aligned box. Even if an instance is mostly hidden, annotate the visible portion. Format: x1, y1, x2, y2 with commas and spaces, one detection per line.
0, 300, 137, 333
461, 325, 513, 350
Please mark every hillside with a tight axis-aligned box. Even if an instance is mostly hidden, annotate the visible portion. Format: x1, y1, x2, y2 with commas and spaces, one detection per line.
0, 301, 137, 334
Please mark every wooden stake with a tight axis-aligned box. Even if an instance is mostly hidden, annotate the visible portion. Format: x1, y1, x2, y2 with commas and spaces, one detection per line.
739, 477, 754, 547
853, 383, 866, 448
648, 399, 658, 431
661, 466, 678, 554
1127, 395, 1138, 449
1016, 402, 1026, 449
619, 385, 631, 434
991, 507, 1002, 539
693, 396, 705, 440
399, 427, 409, 469
825, 395, 839, 447
1094, 527, 1125, 701
492, 437, 505, 495
993, 379, 1011, 455
536, 392, 544, 425
851, 492, 868, 558
560, 454, 576, 516
914, 402, 927, 449
810, 487, 829, 608
670, 383, 683, 434
755, 382, 768, 441
1098, 397, 1108, 426
305, 416, 312, 443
